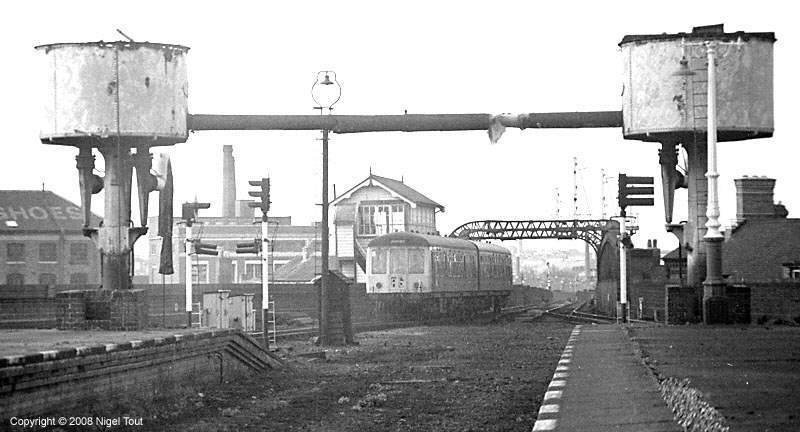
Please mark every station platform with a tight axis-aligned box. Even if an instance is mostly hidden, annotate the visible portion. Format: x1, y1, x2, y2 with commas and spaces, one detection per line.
532, 324, 681, 432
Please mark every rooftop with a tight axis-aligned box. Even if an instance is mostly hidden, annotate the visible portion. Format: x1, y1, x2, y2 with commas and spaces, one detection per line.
0, 190, 100, 233
331, 173, 444, 211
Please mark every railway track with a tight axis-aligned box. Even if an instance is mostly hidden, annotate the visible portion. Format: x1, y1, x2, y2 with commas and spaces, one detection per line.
543, 302, 617, 324
254, 303, 552, 343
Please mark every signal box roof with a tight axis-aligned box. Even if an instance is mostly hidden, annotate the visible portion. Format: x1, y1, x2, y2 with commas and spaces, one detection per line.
331, 173, 444, 211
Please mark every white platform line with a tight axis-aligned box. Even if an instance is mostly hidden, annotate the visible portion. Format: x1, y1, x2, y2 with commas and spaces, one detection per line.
543, 390, 563, 400
538, 404, 560, 414
532, 419, 557, 431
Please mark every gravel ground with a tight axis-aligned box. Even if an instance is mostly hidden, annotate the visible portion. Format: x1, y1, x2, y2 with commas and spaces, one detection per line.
146, 317, 572, 432
630, 324, 800, 432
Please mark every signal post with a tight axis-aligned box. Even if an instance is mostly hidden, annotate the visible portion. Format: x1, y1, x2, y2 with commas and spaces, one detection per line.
181, 202, 212, 327
247, 178, 271, 349
617, 174, 654, 322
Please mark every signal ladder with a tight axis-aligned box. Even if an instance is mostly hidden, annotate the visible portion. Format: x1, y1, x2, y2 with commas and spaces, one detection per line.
266, 301, 277, 346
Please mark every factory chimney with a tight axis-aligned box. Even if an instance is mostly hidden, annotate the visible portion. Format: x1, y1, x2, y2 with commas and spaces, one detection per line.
222, 145, 236, 218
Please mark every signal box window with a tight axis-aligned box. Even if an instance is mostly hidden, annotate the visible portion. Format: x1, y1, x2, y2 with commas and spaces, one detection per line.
390, 249, 408, 274
371, 249, 387, 274
7, 273, 24, 285
70, 242, 89, 265
39, 243, 57, 262
7, 243, 25, 262
409, 249, 425, 274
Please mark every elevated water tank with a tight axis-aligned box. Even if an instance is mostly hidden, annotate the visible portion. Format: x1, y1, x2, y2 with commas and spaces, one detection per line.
36, 41, 190, 146
620, 25, 775, 142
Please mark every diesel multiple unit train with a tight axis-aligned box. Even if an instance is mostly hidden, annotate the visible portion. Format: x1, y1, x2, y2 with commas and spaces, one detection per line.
366, 232, 513, 317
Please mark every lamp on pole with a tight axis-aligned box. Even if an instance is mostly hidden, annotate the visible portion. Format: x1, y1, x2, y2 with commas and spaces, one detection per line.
675, 37, 742, 323
312, 70, 341, 344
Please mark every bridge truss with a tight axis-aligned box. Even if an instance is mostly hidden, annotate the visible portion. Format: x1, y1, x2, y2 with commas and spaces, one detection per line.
449, 219, 616, 254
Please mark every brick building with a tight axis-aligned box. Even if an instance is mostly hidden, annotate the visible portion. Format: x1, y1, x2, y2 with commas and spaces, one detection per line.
723, 177, 800, 283
597, 176, 800, 322
331, 173, 444, 281
145, 145, 320, 284
0, 190, 101, 286
146, 211, 319, 284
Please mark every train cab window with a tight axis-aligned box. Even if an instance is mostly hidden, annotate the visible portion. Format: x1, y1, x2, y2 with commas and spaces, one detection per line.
390, 249, 409, 274
433, 251, 446, 275
409, 249, 425, 274
371, 249, 387, 274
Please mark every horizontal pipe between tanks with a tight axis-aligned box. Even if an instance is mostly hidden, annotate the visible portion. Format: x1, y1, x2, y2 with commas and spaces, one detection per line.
188, 111, 623, 133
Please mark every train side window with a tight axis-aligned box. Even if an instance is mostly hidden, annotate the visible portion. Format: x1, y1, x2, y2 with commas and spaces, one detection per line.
371, 249, 387, 274
390, 248, 409, 274
409, 249, 425, 274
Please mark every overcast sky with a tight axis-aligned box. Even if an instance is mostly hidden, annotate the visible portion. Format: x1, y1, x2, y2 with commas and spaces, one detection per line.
1, 1, 797, 258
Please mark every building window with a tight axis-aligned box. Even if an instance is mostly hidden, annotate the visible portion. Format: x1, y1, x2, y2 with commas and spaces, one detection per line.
70, 242, 89, 265
242, 261, 261, 282
191, 262, 210, 283
39, 273, 57, 286
7, 243, 25, 262
358, 206, 377, 235
69, 273, 88, 285
39, 243, 57, 262
358, 204, 405, 235
7, 273, 24, 285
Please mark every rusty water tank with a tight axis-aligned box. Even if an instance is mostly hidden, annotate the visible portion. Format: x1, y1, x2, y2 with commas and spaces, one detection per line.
620, 25, 775, 142
36, 41, 190, 146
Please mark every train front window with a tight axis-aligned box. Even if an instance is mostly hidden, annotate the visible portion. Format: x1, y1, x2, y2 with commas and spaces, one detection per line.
371, 249, 387, 274
409, 249, 425, 274
390, 249, 409, 274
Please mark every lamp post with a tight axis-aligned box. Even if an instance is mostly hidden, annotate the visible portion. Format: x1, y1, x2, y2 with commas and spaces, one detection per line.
675, 38, 742, 323
312, 71, 341, 344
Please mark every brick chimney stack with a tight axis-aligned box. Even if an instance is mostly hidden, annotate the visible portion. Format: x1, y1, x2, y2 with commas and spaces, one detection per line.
222, 145, 236, 218
734, 176, 776, 222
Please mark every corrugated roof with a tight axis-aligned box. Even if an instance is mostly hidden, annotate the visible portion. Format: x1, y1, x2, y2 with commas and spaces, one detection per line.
0, 190, 101, 233
723, 218, 800, 282
332, 174, 444, 211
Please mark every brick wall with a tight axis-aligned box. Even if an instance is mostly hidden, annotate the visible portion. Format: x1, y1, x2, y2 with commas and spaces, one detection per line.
749, 282, 800, 323
0, 298, 57, 328
0, 330, 280, 419
665, 284, 701, 324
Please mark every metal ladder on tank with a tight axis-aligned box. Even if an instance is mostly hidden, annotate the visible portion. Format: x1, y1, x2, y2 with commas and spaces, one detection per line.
690, 65, 708, 133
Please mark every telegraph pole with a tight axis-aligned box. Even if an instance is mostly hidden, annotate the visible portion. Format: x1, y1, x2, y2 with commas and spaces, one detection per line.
185, 223, 193, 328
